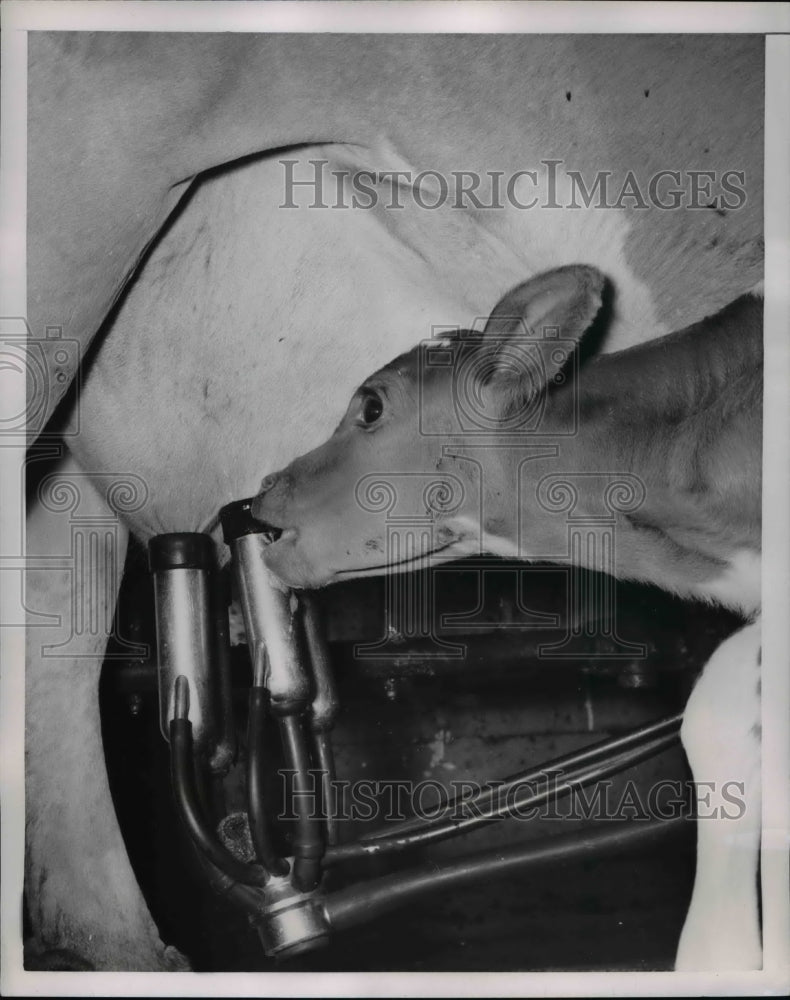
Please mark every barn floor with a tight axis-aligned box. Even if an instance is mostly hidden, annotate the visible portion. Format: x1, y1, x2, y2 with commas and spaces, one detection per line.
98, 538, 740, 972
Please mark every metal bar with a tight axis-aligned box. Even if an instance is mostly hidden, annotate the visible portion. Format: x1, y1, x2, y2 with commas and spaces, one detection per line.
365, 712, 683, 841
324, 727, 681, 864
314, 732, 339, 847
324, 815, 688, 933
209, 567, 237, 773
301, 593, 340, 846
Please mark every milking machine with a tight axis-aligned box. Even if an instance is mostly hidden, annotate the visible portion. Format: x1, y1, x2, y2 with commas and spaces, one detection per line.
149, 498, 686, 961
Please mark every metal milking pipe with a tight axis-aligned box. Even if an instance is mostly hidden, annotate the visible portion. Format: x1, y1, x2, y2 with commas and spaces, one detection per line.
219, 499, 310, 710
149, 515, 687, 959
300, 592, 340, 845
148, 533, 235, 770
220, 498, 324, 890
149, 532, 263, 885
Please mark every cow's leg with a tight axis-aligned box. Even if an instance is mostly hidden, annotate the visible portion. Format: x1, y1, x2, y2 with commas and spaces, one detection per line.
25, 451, 188, 971
676, 619, 762, 970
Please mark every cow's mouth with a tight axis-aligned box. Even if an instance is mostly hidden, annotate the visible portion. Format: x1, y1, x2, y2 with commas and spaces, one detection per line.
333, 537, 464, 580
265, 526, 296, 545
258, 526, 299, 566
261, 525, 468, 587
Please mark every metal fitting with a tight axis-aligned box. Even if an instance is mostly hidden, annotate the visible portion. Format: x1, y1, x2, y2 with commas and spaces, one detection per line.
253, 863, 330, 960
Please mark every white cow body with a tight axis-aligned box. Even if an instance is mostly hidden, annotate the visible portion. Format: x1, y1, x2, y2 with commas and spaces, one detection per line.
24, 34, 764, 971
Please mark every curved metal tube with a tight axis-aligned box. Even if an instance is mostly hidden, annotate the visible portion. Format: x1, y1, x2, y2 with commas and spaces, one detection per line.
170, 680, 266, 887
280, 714, 325, 891
325, 814, 688, 932
325, 722, 681, 864
192, 847, 267, 918
247, 686, 289, 876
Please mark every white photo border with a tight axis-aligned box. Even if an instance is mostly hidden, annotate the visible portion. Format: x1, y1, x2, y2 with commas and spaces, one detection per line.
2, 3, 788, 997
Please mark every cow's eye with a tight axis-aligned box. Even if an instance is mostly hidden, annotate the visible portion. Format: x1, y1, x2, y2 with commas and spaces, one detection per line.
360, 391, 384, 426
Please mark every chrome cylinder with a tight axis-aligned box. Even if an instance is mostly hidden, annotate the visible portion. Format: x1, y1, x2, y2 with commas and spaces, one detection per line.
149, 534, 218, 754
221, 499, 311, 714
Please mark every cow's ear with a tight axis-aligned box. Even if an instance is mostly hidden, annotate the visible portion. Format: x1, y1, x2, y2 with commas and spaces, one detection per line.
481, 265, 605, 387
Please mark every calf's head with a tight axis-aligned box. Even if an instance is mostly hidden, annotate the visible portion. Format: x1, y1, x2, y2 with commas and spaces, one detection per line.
252, 265, 604, 588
